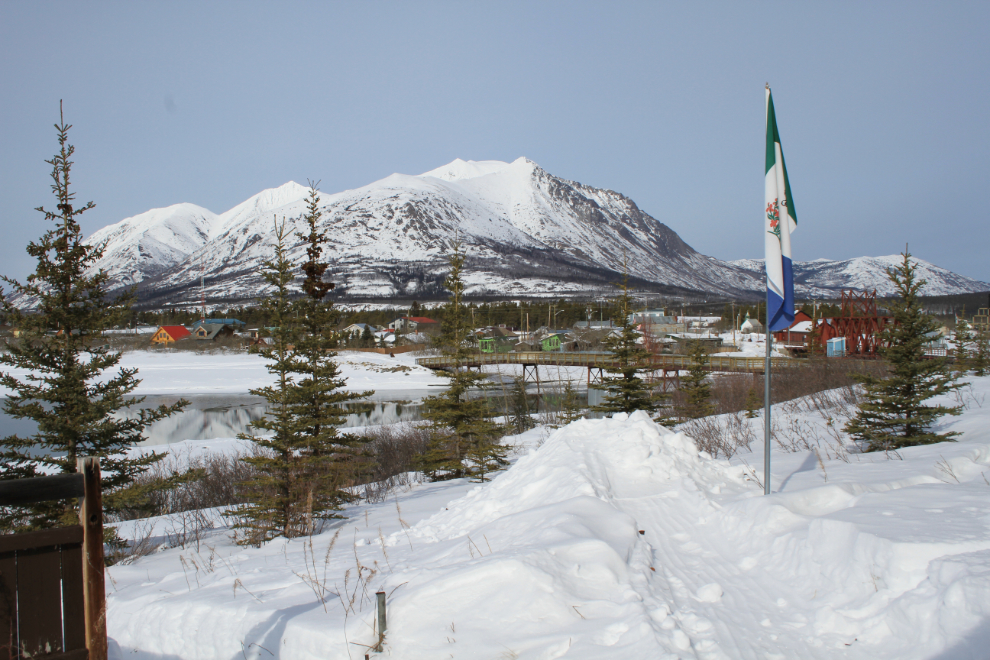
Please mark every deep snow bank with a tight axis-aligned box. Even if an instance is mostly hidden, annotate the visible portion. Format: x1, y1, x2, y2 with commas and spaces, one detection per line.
106, 389, 990, 659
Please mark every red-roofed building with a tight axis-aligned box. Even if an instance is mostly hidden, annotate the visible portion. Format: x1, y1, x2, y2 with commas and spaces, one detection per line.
151, 325, 191, 344
771, 311, 813, 348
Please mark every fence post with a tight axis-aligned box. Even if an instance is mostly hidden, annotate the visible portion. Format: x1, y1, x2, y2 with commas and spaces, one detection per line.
78, 457, 108, 660
376, 591, 387, 651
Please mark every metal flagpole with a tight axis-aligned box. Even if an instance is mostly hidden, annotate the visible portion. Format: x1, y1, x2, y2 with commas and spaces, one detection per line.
764, 304, 771, 495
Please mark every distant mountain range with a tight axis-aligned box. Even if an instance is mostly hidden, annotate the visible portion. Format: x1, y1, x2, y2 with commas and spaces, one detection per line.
43, 158, 990, 307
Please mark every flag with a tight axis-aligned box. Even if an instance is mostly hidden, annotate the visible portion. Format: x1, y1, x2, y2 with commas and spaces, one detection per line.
764, 86, 797, 333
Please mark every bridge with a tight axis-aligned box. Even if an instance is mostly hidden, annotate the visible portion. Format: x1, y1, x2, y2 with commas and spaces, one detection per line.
415, 352, 803, 391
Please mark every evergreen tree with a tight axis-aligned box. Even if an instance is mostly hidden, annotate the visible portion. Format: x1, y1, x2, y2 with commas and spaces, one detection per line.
287, 183, 372, 526
972, 322, 990, 377
360, 324, 375, 347
950, 309, 971, 374
678, 340, 715, 420
229, 219, 305, 544
418, 242, 505, 481
409, 300, 421, 318
845, 252, 962, 452
0, 106, 186, 532
591, 270, 668, 420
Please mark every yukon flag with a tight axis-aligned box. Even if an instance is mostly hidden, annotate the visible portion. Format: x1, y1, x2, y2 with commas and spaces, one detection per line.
764, 85, 796, 332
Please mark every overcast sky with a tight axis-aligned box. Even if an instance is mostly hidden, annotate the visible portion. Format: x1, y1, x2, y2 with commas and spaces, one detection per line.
1, 1, 988, 285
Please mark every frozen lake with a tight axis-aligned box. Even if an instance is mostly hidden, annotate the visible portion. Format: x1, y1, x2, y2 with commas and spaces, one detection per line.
1, 385, 594, 447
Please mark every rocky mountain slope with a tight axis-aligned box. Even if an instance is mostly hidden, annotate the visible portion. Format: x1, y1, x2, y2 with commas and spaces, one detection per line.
730, 255, 989, 298
83, 203, 216, 289
71, 158, 988, 306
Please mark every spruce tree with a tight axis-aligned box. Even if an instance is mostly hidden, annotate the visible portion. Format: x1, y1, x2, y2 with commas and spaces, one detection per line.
229, 219, 305, 544
418, 242, 505, 481
287, 184, 371, 525
972, 322, 990, 377
678, 340, 715, 420
950, 310, 971, 374
845, 252, 962, 452
590, 271, 667, 420
0, 106, 186, 532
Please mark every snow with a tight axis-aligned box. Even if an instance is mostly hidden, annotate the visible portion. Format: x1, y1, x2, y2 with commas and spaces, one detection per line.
418, 158, 512, 181
0, 349, 446, 396
731, 256, 990, 297
67, 159, 988, 307
104, 375, 990, 659
83, 203, 216, 287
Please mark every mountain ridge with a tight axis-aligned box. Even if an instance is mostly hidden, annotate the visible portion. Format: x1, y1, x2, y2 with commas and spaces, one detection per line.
62, 158, 989, 306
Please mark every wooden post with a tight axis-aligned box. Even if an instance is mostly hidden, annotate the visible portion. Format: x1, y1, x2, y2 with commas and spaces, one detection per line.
78, 457, 107, 660
376, 591, 387, 651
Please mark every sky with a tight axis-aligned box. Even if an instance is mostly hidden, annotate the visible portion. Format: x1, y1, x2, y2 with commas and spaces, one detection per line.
1, 1, 988, 285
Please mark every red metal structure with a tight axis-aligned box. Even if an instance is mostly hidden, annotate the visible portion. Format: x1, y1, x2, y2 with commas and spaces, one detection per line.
812, 289, 892, 357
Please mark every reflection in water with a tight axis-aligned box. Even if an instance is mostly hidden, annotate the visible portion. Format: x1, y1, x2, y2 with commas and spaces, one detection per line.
0, 395, 424, 448
119, 395, 424, 446
2, 385, 591, 448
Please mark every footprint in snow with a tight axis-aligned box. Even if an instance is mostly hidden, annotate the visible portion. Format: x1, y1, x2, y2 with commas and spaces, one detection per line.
695, 582, 723, 603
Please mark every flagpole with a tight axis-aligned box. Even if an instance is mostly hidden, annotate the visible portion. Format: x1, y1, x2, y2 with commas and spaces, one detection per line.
764, 82, 772, 496
764, 307, 771, 495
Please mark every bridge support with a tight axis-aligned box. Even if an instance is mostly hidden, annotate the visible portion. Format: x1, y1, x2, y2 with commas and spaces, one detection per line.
645, 367, 680, 393
588, 366, 604, 387
522, 363, 540, 394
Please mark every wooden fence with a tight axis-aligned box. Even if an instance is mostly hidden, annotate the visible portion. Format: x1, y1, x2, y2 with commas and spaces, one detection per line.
0, 458, 107, 660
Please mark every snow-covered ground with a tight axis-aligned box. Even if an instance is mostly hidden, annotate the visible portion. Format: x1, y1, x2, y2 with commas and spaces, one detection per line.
0, 349, 446, 396
106, 377, 990, 659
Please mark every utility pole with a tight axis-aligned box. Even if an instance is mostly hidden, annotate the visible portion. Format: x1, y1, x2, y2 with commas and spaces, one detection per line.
731, 301, 735, 346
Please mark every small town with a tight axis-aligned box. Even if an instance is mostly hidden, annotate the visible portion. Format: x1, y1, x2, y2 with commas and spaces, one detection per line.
1, 3, 989, 660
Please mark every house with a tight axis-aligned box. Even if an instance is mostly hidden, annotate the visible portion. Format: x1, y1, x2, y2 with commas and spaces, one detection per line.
540, 333, 567, 352
151, 325, 191, 344
629, 309, 676, 325
201, 318, 246, 328
740, 313, 763, 334
388, 316, 440, 333
247, 328, 276, 345
343, 323, 378, 339
479, 336, 518, 353
479, 326, 519, 353
771, 311, 813, 347
190, 322, 235, 341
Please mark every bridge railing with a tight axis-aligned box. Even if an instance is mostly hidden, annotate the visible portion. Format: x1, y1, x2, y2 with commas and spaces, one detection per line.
415, 352, 800, 371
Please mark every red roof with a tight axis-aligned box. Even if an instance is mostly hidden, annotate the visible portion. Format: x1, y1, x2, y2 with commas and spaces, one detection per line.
405, 316, 438, 324
158, 325, 191, 340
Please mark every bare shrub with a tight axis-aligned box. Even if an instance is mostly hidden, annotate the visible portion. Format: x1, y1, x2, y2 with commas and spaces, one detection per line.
682, 412, 754, 459
357, 424, 430, 502
113, 448, 259, 521
707, 358, 886, 416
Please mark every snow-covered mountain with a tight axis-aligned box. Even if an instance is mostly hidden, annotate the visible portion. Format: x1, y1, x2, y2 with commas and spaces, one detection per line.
74, 158, 988, 305
137, 157, 763, 305
84, 203, 215, 289
730, 256, 989, 298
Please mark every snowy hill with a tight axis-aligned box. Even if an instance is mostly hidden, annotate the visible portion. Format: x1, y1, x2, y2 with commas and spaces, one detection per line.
83, 203, 216, 289
731, 255, 990, 297
105, 376, 990, 659
67, 158, 988, 306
